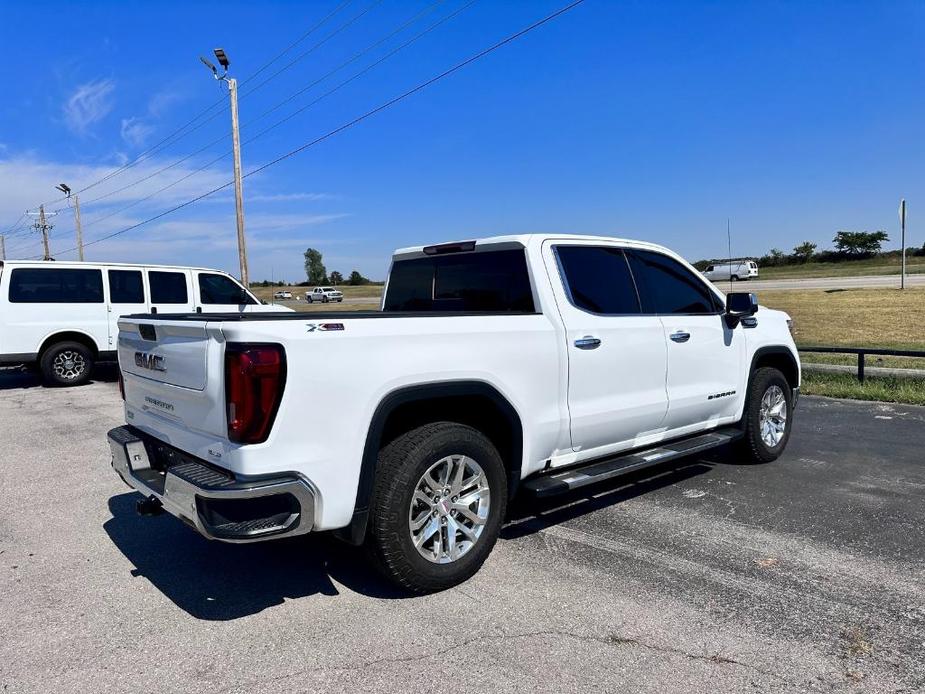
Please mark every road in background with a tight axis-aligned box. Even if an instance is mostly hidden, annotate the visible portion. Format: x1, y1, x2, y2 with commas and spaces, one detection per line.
728, 274, 925, 291
1, 372, 923, 692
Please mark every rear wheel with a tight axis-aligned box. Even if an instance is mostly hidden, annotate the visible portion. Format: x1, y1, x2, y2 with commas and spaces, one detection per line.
40, 341, 94, 387
366, 422, 507, 593
739, 367, 792, 462
307, 296, 313, 303
731, 274, 739, 282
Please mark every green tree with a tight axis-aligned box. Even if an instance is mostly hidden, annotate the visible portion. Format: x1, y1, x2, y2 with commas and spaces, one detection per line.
303, 247, 327, 285
329, 270, 343, 285
348, 270, 370, 286
833, 230, 889, 257
792, 241, 817, 263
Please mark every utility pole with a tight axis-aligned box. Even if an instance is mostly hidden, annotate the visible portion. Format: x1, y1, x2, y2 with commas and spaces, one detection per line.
201, 48, 249, 286
28, 205, 55, 261
899, 199, 907, 290
56, 183, 84, 261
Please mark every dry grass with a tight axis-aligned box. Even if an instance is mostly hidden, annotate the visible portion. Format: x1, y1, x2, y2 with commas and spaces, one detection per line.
757, 288, 925, 349
249, 284, 384, 303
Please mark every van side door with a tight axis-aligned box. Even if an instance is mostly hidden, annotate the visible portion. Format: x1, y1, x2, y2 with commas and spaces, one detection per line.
543, 241, 669, 461
106, 269, 148, 349
147, 269, 194, 315
627, 249, 745, 433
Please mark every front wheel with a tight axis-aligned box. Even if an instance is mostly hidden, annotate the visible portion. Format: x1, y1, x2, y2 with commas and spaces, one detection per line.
322, 295, 329, 303
40, 341, 94, 387
739, 367, 793, 463
366, 422, 507, 593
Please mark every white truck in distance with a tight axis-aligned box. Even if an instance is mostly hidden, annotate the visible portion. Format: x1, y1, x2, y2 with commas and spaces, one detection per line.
109, 234, 800, 593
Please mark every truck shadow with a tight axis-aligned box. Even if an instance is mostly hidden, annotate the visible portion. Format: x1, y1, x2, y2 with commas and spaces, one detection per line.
103, 493, 407, 621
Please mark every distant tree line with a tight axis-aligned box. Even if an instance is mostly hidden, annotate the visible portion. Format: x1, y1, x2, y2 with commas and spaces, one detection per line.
693, 230, 925, 270
303, 247, 379, 286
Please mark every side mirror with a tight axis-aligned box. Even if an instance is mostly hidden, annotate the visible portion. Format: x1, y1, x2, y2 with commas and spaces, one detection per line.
725, 292, 758, 327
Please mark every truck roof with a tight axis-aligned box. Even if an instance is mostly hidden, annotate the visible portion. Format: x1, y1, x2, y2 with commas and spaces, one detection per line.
0, 259, 233, 273
392, 233, 675, 258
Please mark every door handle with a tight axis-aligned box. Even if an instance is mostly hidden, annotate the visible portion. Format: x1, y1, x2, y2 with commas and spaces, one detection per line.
670, 331, 691, 343
574, 336, 602, 350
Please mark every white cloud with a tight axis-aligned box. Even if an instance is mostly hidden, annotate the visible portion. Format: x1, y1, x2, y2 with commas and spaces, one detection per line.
63, 79, 115, 135
119, 89, 183, 150
120, 117, 155, 148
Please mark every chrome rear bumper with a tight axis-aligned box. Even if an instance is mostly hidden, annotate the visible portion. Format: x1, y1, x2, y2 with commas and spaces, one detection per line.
108, 425, 315, 543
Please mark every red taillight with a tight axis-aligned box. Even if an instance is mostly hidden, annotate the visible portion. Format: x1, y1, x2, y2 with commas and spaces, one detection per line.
225, 344, 286, 444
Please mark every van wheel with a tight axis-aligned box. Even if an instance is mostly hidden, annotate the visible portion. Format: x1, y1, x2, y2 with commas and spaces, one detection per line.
366, 422, 507, 594
40, 341, 94, 387
731, 275, 739, 282
739, 367, 792, 463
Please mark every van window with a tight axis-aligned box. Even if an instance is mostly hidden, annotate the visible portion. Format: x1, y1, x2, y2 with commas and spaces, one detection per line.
9, 268, 103, 303
149, 271, 188, 304
199, 273, 254, 305
628, 250, 721, 314
555, 246, 640, 314
384, 249, 534, 312
108, 270, 145, 304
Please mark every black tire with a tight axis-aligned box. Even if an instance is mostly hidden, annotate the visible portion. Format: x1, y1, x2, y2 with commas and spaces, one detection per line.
40, 341, 94, 387
322, 295, 329, 303
365, 422, 508, 593
739, 367, 793, 463
731, 275, 739, 282
307, 296, 313, 303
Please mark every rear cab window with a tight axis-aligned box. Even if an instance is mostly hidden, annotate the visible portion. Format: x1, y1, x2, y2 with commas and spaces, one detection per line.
554, 245, 641, 315
8, 268, 103, 303
384, 248, 535, 312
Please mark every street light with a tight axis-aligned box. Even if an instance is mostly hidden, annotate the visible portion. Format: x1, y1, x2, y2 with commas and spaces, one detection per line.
55, 183, 83, 261
200, 46, 249, 285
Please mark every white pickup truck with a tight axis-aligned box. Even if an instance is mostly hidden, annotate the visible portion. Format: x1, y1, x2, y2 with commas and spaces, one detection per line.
108, 234, 800, 592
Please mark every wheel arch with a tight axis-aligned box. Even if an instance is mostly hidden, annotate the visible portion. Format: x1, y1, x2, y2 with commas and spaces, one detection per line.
39, 330, 101, 359
337, 380, 524, 545
750, 345, 800, 390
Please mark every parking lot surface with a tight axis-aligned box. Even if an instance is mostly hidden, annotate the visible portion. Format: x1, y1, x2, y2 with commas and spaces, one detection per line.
1, 369, 923, 693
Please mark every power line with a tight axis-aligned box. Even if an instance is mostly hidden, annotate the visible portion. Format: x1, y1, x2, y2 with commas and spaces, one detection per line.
42, 0, 586, 259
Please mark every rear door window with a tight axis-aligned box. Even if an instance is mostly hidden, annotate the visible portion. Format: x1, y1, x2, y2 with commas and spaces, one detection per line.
384, 249, 534, 312
555, 246, 641, 314
149, 271, 188, 304
628, 250, 721, 314
198, 273, 254, 304
9, 268, 104, 303
108, 270, 145, 304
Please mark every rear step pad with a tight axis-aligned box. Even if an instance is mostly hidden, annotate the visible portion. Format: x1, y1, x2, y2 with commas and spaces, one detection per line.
522, 428, 742, 498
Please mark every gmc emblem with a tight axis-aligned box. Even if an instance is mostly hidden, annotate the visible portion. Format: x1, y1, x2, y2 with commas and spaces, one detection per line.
134, 352, 166, 372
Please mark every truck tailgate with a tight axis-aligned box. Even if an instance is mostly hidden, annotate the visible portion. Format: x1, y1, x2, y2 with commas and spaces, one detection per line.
118, 318, 228, 440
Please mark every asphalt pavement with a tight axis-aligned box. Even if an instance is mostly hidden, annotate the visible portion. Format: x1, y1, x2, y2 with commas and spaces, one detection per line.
1, 369, 923, 693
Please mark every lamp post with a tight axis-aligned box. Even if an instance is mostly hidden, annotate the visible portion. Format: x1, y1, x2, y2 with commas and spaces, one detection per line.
55, 183, 84, 261
201, 48, 249, 286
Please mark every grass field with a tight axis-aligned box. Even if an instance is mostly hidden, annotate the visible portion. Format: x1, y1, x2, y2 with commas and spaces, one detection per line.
758, 254, 925, 279
758, 288, 925, 404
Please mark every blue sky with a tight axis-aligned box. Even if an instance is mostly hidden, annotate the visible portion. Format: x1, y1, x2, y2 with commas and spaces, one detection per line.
1, 0, 922, 281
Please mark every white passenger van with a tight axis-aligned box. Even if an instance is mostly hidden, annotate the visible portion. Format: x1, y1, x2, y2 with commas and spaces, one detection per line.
0, 261, 283, 386
702, 260, 759, 282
